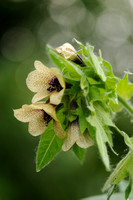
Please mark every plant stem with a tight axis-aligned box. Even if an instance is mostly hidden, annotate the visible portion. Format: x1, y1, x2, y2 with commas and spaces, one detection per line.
118, 95, 133, 115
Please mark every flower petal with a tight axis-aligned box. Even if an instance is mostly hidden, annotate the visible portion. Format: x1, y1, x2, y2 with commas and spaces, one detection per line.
34, 60, 54, 75
62, 122, 78, 151
50, 89, 65, 105
76, 131, 94, 149
56, 43, 77, 60
32, 102, 58, 121
62, 121, 94, 151
49, 68, 65, 105
13, 104, 43, 122
26, 70, 50, 93
53, 121, 66, 139
28, 119, 47, 136
26, 61, 55, 94
32, 92, 49, 103
51, 68, 65, 89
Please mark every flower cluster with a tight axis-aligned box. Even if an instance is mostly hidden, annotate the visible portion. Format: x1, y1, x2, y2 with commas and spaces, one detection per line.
14, 43, 92, 151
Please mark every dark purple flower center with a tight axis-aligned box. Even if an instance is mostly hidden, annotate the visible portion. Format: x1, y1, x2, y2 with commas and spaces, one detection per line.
73, 54, 85, 67
41, 109, 52, 125
47, 76, 63, 92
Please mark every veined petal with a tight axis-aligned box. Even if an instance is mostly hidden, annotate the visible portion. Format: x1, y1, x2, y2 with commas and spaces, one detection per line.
50, 89, 65, 105
76, 131, 94, 148
32, 92, 49, 103
62, 122, 78, 151
34, 60, 54, 75
26, 70, 50, 93
51, 68, 65, 89
27, 60, 65, 104
56, 43, 84, 66
14, 102, 58, 136
49, 68, 65, 105
26, 61, 55, 94
13, 104, 43, 122
56, 43, 77, 60
53, 121, 66, 139
32, 102, 58, 121
62, 121, 93, 151
50, 67, 60, 74
28, 119, 47, 136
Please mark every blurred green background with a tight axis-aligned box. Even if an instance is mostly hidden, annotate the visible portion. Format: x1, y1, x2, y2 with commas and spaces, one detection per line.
1, 0, 133, 199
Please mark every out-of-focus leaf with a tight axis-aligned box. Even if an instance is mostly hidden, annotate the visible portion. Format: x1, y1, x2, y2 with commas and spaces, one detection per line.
125, 176, 132, 200
106, 184, 117, 200
81, 193, 125, 200
36, 121, 63, 172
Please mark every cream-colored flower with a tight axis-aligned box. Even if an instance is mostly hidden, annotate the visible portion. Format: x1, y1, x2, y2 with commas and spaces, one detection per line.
14, 102, 66, 138
26, 61, 65, 105
56, 43, 83, 64
62, 121, 94, 151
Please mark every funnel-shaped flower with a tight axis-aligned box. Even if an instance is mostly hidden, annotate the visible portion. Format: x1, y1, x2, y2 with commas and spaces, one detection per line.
62, 121, 93, 151
26, 61, 65, 105
56, 43, 83, 65
14, 102, 66, 138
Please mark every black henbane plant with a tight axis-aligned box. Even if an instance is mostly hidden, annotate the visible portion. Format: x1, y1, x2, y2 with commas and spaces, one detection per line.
14, 40, 133, 199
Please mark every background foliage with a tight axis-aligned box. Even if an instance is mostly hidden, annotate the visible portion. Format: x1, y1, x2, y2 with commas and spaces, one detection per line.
1, 0, 133, 199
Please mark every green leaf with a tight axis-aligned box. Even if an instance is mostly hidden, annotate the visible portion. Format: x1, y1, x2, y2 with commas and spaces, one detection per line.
88, 77, 101, 85
89, 86, 105, 102
47, 45, 83, 81
68, 83, 80, 102
67, 113, 77, 122
108, 74, 133, 112
76, 97, 92, 134
117, 74, 133, 100
75, 39, 106, 81
93, 102, 114, 127
86, 44, 106, 82
81, 66, 96, 79
76, 107, 90, 134
103, 151, 133, 191
109, 100, 123, 112
105, 77, 118, 91
80, 75, 89, 97
36, 121, 63, 172
106, 184, 117, 200
87, 116, 110, 171
120, 131, 133, 151
86, 102, 115, 171
115, 127, 133, 151
74, 39, 88, 54
102, 60, 114, 77
72, 144, 86, 163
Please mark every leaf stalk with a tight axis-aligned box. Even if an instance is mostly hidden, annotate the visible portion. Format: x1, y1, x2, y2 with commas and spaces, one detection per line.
118, 95, 133, 115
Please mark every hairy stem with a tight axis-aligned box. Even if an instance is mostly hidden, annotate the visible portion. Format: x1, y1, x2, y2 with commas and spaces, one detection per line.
118, 95, 133, 115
